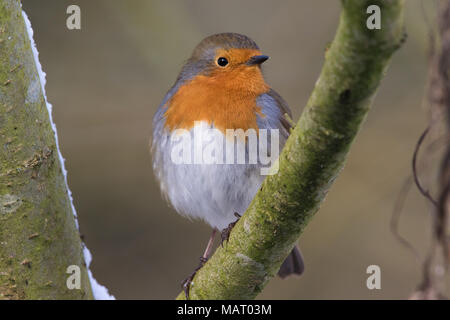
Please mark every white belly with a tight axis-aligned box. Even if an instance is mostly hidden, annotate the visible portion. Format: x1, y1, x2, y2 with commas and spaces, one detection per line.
153, 121, 265, 230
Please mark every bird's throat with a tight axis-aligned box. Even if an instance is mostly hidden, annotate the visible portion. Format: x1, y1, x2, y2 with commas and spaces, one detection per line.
164, 68, 269, 133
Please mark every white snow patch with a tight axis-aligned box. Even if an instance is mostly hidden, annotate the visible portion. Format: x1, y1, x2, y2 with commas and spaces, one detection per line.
83, 247, 115, 300
22, 9, 115, 300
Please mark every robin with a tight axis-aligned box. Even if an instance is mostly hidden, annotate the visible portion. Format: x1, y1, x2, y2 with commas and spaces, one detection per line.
152, 33, 303, 298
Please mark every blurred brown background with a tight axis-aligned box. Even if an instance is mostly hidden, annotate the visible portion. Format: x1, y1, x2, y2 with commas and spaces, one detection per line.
21, 0, 447, 299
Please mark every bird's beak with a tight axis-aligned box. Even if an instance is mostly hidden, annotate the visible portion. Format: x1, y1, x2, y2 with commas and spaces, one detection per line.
246, 55, 269, 66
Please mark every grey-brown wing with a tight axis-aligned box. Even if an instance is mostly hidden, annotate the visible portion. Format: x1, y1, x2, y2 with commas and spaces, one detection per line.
267, 88, 293, 138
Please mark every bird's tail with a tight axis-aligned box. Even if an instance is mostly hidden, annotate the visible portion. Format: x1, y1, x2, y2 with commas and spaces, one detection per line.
277, 245, 304, 278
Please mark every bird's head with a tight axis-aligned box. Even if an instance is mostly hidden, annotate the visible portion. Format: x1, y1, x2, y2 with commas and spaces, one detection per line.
178, 33, 269, 87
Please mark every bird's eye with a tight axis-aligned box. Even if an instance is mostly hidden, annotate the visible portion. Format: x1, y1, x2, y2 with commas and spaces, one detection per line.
217, 57, 228, 67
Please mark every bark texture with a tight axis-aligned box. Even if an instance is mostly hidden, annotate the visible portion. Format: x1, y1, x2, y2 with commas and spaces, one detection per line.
0, 0, 92, 299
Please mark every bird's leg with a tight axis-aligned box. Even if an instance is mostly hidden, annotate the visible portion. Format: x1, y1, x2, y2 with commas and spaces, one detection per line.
182, 228, 217, 299
221, 212, 241, 246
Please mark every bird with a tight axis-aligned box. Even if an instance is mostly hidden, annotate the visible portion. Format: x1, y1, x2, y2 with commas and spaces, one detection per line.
151, 33, 303, 298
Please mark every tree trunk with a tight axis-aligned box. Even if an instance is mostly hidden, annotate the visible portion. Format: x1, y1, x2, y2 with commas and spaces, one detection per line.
0, 0, 93, 299
176, 0, 405, 300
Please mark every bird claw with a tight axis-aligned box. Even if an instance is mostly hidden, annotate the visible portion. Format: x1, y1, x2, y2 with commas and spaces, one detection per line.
181, 256, 208, 299
221, 212, 241, 247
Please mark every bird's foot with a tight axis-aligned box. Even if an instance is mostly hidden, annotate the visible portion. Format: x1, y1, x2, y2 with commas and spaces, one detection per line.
221, 212, 241, 247
181, 256, 208, 300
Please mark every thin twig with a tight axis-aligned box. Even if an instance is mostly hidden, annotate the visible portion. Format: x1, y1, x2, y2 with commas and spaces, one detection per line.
390, 175, 421, 262
412, 125, 438, 207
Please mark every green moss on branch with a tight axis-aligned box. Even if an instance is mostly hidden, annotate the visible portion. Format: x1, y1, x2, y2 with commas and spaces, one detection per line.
0, 0, 93, 299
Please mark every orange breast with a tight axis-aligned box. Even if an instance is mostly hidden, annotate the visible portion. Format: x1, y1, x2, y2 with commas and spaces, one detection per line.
163, 63, 269, 133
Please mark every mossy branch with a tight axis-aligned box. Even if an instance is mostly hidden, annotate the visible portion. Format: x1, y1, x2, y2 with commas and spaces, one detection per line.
177, 0, 405, 300
0, 0, 93, 299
